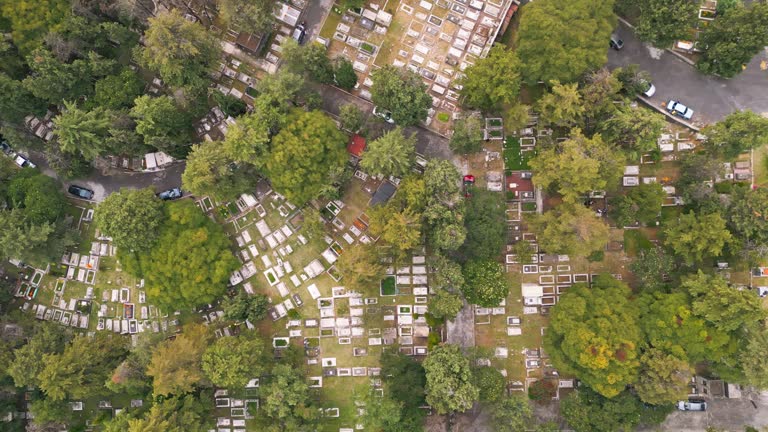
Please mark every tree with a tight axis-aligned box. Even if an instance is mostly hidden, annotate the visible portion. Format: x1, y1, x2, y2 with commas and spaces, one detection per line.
739, 328, 768, 389
612, 182, 665, 226
489, 394, 533, 432
302, 43, 334, 84
664, 212, 732, 265
52, 101, 115, 161
23, 48, 117, 105
380, 352, 427, 425
0, 0, 70, 54
529, 129, 624, 201
729, 187, 768, 247
473, 366, 505, 402
423, 344, 479, 414
450, 113, 484, 154
516, 0, 616, 84
614, 64, 653, 98
536, 81, 584, 127
147, 324, 213, 396
463, 189, 506, 260
134, 10, 220, 88
682, 271, 767, 333
635, 0, 699, 48
545, 277, 642, 397
579, 68, 623, 132
357, 390, 414, 432
371, 65, 432, 126
368, 204, 422, 256
202, 331, 267, 389
360, 127, 416, 178
93, 68, 145, 109
339, 103, 364, 133
461, 260, 508, 307
260, 364, 317, 428
560, 387, 672, 432
459, 44, 521, 111
0, 73, 47, 124
267, 110, 348, 205
7, 324, 68, 389
182, 141, 239, 199
0, 210, 68, 264
530, 204, 610, 257
428, 290, 464, 321
121, 395, 211, 432
334, 58, 358, 90
696, 3, 768, 78
219, 0, 275, 34
599, 105, 666, 154
702, 110, 768, 159
221, 111, 270, 167
635, 348, 693, 405
630, 248, 675, 292
335, 243, 386, 292
38, 333, 128, 400
130, 95, 192, 152
222, 291, 270, 324
133, 200, 239, 310
94, 188, 164, 253
7, 171, 65, 225
424, 160, 463, 205
430, 254, 465, 292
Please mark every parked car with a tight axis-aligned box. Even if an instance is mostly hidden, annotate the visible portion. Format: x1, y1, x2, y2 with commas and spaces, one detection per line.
157, 187, 182, 200
0, 140, 12, 155
373, 106, 394, 124
642, 81, 656, 98
610, 33, 624, 50
14, 154, 36, 168
68, 185, 95, 200
677, 400, 707, 411
292, 21, 307, 44
666, 100, 694, 120
463, 174, 475, 198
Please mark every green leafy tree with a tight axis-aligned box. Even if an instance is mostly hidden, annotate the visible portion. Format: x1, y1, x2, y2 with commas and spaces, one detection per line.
696, 3, 768, 78
368, 204, 422, 256
599, 105, 666, 154
303, 43, 335, 84
106, 332, 166, 396
267, 110, 348, 205
38, 333, 128, 401
450, 113, 484, 154
473, 366, 505, 402
222, 291, 270, 324
134, 10, 220, 88
339, 103, 365, 133
147, 324, 213, 396
612, 182, 665, 226
260, 364, 318, 429
7, 324, 68, 389
130, 95, 192, 152
630, 248, 675, 292
459, 44, 521, 111
134, 201, 239, 310
22, 48, 117, 104
423, 344, 479, 414
463, 189, 506, 260
664, 212, 732, 265
7, 171, 65, 225
219, 0, 275, 34
428, 290, 464, 321
728, 187, 768, 247
431, 254, 465, 291
516, 0, 616, 84
579, 68, 623, 132
93, 68, 145, 109
530, 204, 610, 257
424, 160, 463, 205
371, 65, 432, 126
0, 72, 47, 124
0, 0, 70, 54
536, 81, 584, 127
635, 348, 693, 405
94, 187, 165, 253
461, 260, 509, 307
182, 141, 245, 200
636, 0, 699, 48
0, 210, 62, 264
682, 271, 767, 333
489, 394, 533, 432
360, 127, 416, 178
614, 64, 653, 98
213, 92, 248, 117
357, 390, 415, 432
221, 111, 270, 167
545, 277, 642, 397
53, 101, 115, 161
124, 395, 211, 432
28, 398, 73, 427
335, 243, 386, 292
739, 328, 768, 389
381, 351, 427, 422
202, 331, 267, 389
334, 58, 358, 90
702, 110, 768, 159
560, 387, 672, 432
529, 129, 625, 201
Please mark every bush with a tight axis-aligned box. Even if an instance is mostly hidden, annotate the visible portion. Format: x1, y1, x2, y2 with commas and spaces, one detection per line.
528, 379, 557, 401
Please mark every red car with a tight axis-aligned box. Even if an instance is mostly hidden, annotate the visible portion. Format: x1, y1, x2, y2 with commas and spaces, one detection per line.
463, 175, 475, 198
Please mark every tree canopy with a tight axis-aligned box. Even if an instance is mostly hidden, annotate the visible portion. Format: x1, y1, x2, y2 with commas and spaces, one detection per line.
702, 110, 768, 159
95, 188, 165, 253
635, 0, 699, 48
461, 260, 509, 307
202, 331, 267, 389
219, 0, 275, 35
530, 204, 610, 257
560, 387, 671, 432
360, 127, 416, 178
371, 65, 432, 126
260, 364, 317, 429
696, 3, 768, 78
663, 211, 732, 265
459, 44, 522, 111
423, 344, 479, 414
462, 189, 506, 260
147, 324, 212, 396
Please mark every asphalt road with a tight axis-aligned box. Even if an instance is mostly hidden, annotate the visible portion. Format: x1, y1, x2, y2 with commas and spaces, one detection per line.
607, 21, 768, 125
302, 0, 334, 42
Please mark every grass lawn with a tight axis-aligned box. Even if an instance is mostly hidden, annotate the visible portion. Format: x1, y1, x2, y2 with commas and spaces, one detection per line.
320, 9, 343, 39
623, 229, 653, 257
659, 206, 681, 227
503, 138, 533, 171
754, 144, 768, 187
380, 276, 396, 295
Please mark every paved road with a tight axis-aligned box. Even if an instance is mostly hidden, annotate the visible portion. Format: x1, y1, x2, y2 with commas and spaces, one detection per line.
607, 21, 768, 125
302, 0, 334, 42
314, 84, 453, 160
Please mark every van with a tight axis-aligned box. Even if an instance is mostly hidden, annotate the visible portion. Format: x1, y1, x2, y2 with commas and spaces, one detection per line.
610, 33, 624, 50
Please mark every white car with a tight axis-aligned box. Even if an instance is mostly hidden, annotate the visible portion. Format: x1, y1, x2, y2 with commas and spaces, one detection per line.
373, 107, 394, 124
642, 82, 656, 98
677, 400, 707, 411
14, 154, 36, 168
666, 100, 694, 120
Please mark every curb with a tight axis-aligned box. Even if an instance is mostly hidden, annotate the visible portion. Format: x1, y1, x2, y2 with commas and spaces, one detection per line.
636, 96, 701, 132
615, 15, 696, 66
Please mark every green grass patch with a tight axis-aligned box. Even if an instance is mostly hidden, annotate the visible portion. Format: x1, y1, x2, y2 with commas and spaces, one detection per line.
380, 276, 396, 296
437, 112, 450, 122
521, 202, 536, 212
623, 229, 653, 257
659, 206, 681, 227
503, 138, 533, 171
